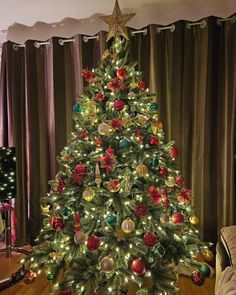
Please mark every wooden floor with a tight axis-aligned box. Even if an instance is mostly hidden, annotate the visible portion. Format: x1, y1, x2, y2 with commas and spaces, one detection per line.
0, 252, 215, 295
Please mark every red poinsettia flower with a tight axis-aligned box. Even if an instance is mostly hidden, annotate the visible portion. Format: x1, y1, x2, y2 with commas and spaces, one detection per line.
82, 67, 93, 83
117, 68, 128, 80
147, 185, 162, 204
107, 77, 126, 92
177, 189, 191, 205
98, 148, 116, 173
72, 163, 87, 185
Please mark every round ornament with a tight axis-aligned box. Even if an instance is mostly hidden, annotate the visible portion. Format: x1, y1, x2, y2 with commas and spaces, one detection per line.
87, 235, 100, 251
74, 230, 87, 245
24, 271, 37, 284
160, 214, 169, 224
119, 138, 131, 149
191, 270, 205, 286
165, 176, 176, 187
136, 164, 148, 177
202, 250, 214, 262
82, 188, 95, 202
98, 123, 110, 136
143, 232, 157, 247
172, 212, 184, 225
135, 204, 148, 217
117, 68, 127, 80
136, 115, 147, 126
189, 215, 200, 226
73, 103, 82, 113
114, 99, 125, 111
47, 273, 54, 281
131, 259, 146, 276
199, 264, 211, 278
61, 207, 72, 217
152, 244, 166, 257
169, 147, 179, 159
159, 168, 168, 176
107, 179, 120, 192
100, 256, 115, 273
151, 158, 158, 167
106, 214, 117, 225
121, 219, 135, 233
150, 103, 159, 111
150, 135, 159, 146
52, 217, 63, 231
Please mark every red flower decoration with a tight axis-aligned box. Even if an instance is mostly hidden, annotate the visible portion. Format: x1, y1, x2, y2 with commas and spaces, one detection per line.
96, 93, 105, 102
82, 67, 93, 83
111, 118, 122, 131
94, 139, 103, 147
87, 235, 100, 251
175, 176, 184, 186
108, 77, 126, 92
138, 81, 146, 90
98, 148, 116, 173
177, 189, 191, 205
77, 130, 89, 140
117, 68, 128, 80
72, 164, 87, 185
114, 99, 125, 111
143, 232, 157, 246
135, 203, 148, 217
147, 186, 162, 204
150, 135, 159, 145
159, 168, 168, 176
169, 147, 179, 159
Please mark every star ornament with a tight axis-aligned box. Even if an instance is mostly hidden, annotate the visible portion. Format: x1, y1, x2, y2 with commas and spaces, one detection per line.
100, 0, 136, 42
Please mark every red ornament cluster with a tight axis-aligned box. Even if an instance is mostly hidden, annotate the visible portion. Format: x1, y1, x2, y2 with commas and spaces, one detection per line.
138, 81, 146, 90
159, 168, 168, 176
108, 77, 126, 92
77, 130, 89, 140
95, 93, 105, 102
98, 147, 116, 173
82, 67, 93, 83
111, 118, 122, 131
50, 216, 63, 231
169, 147, 179, 159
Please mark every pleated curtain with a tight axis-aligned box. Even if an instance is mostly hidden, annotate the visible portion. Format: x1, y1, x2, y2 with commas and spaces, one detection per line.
0, 17, 235, 245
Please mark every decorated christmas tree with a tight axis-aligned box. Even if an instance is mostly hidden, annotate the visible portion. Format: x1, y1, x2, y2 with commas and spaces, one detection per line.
22, 1, 212, 294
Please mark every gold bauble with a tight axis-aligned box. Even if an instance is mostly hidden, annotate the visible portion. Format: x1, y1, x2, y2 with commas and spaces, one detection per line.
82, 188, 95, 202
189, 215, 200, 225
165, 176, 175, 187
98, 123, 111, 135
203, 250, 214, 262
136, 115, 147, 126
121, 219, 135, 233
136, 164, 148, 177
100, 256, 115, 273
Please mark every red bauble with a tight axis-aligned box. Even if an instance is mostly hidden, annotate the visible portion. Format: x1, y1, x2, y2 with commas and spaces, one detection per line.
143, 232, 157, 246
77, 130, 89, 140
114, 100, 125, 111
150, 136, 159, 145
51, 217, 63, 231
111, 118, 122, 130
135, 204, 148, 217
96, 93, 105, 102
131, 259, 146, 276
172, 212, 184, 225
55, 178, 65, 193
138, 81, 146, 90
170, 147, 179, 159
94, 139, 103, 147
117, 68, 128, 80
59, 290, 72, 295
87, 235, 100, 251
175, 176, 184, 186
159, 168, 168, 176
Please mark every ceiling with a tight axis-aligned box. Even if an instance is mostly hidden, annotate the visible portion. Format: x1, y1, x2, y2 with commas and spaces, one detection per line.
0, 0, 236, 46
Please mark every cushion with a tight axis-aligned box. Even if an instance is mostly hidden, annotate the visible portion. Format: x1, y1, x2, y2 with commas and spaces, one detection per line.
221, 226, 236, 268
216, 266, 236, 295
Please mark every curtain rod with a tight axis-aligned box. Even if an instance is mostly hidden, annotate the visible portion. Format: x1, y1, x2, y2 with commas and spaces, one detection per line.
157, 24, 175, 33
186, 20, 206, 29
217, 15, 236, 25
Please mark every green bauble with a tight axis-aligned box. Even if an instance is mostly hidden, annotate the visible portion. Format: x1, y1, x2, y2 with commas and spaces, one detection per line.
152, 244, 165, 257
106, 214, 117, 225
151, 158, 158, 167
61, 207, 72, 217
73, 103, 82, 113
47, 273, 54, 280
199, 264, 211, 278
150, 103, 159, 111
119, 138, 131, 149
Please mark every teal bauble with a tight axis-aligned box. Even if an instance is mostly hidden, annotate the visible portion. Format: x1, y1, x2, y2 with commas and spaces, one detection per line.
106, 214, 117, 225
199, 264, 211, 278
47, 273, 55, 281
119, 138, 131, 149
151, 158, 158, 167
73, 103, 82, 113
61, 207, 72, 217
150, 103, 159, 111
152, 244, 165, 257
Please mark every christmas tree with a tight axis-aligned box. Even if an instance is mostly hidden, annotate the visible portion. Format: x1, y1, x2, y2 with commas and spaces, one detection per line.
22, 1, 212, 294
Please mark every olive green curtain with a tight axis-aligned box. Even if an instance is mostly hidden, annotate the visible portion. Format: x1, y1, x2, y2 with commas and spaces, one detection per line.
0, 16, 235, 245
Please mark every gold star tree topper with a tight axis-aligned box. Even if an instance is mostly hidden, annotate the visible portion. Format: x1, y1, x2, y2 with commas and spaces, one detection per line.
100, 0, 135, 42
